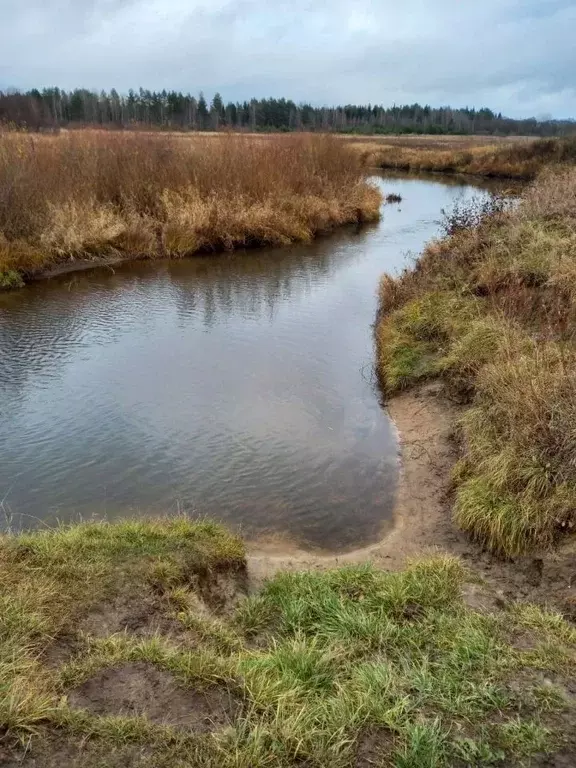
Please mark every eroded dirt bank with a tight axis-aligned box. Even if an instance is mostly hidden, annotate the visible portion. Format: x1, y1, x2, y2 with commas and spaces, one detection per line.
249, 382, 576, 615
248, 382, 457, 580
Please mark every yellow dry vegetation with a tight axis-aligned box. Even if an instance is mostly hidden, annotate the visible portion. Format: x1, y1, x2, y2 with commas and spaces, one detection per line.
0, 130, 381, 287
360, 135, 576, 180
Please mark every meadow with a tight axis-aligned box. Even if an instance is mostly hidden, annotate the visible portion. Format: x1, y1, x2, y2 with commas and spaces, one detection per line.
356, 134, 576, 179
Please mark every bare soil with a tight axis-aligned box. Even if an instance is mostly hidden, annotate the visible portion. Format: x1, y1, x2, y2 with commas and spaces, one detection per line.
248, 382, 576, 613
354, 727, 396, 767
42, 588, 190, 669
68, 662, 238, 731
78, 590, 184, 639
196, 568, 248, 615
0, 737, 154, 768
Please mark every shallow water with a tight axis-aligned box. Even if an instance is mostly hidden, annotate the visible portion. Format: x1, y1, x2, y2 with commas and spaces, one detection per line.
0, 173, 510, 550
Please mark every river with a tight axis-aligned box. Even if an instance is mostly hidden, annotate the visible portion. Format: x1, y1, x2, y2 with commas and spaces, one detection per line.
0, 173, 512, 550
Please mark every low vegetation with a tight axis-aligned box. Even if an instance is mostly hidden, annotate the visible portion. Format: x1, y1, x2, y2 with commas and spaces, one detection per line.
363, 136, 576, 179
376, 166, 576, 556
1, 518, 575, 766
0, 130, 381, 288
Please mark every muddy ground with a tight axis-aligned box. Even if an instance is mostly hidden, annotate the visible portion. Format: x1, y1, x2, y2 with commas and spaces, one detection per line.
248, 382, 575, 615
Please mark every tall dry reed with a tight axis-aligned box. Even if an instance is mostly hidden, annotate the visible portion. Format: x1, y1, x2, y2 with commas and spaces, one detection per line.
0, 131, 381, 286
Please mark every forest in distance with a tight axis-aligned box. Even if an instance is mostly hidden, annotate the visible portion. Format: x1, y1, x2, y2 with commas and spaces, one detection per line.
1, 87, 575, 136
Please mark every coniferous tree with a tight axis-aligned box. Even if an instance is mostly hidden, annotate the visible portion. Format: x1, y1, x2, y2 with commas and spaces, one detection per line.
197, 92, 209, 130
0, 86, 574, 137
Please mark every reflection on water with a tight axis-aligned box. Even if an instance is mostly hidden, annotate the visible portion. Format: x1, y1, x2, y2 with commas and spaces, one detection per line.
0, 173, 509, 550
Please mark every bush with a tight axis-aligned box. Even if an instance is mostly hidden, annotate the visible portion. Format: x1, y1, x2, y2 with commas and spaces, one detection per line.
440, 194, 511, 236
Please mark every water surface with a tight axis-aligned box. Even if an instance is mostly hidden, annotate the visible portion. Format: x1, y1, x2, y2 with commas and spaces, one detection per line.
0, 174, 508, 550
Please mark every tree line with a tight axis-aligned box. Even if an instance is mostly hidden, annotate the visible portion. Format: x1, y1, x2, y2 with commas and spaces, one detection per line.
1, 87, 574, 136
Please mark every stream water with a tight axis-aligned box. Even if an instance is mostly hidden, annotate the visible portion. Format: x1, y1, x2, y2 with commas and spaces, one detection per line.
0, 173, 511, 550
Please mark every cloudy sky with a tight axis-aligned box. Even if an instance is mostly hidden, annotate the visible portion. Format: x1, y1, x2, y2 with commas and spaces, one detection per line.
1, 0, 575, 118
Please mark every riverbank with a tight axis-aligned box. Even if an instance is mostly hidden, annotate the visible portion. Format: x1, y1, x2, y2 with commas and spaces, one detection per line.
250, 380, 575, 612
376, 164, 576, 564
359, 135, 576, 179
0, 131, 381, 289
1, 517, 576, 767
248, 380, 458, 582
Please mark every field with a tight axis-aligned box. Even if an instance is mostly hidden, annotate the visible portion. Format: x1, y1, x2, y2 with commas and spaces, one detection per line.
343, 134, 530, 149
376, 165, 576, 559
1, 518, 575, 767
355, 134, 576, 179
0, 130, 381, 289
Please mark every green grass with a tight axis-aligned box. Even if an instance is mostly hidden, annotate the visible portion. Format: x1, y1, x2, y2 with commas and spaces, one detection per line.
0, 268, 24, 289
1, 520, 575, 766
376, 166, 576, 556
376, 292, 480, 393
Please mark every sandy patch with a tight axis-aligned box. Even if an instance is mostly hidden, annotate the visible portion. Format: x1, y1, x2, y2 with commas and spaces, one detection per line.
248, 382, 576, 612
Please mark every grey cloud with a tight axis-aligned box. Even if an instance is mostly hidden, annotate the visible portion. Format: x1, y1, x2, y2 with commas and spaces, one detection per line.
1, 0, 575, 117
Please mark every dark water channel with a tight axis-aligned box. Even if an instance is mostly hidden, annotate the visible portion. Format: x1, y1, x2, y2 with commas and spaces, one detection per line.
0, 173, 511, 550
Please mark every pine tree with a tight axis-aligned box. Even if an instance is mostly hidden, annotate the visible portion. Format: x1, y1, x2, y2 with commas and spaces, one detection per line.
197, 92, 208, 130
210, 92, 224, 129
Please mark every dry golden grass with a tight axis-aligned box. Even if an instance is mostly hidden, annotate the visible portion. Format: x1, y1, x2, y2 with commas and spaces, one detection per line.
345, 133, 527, 150
0, 131, 381, 286
376, 166, 576, 556
360, 136, 576, 180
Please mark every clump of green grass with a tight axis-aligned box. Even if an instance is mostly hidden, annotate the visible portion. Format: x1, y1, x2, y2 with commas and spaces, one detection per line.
1, 520, 575, 766
0, 268, 24, 289
230, 557, 575, 766
454, 341, 576, 555
376, 166, 576, 556
376, 291, 480, 394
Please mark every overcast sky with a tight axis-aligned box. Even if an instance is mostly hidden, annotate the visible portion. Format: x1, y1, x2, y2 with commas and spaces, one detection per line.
2, 0, 575, 118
